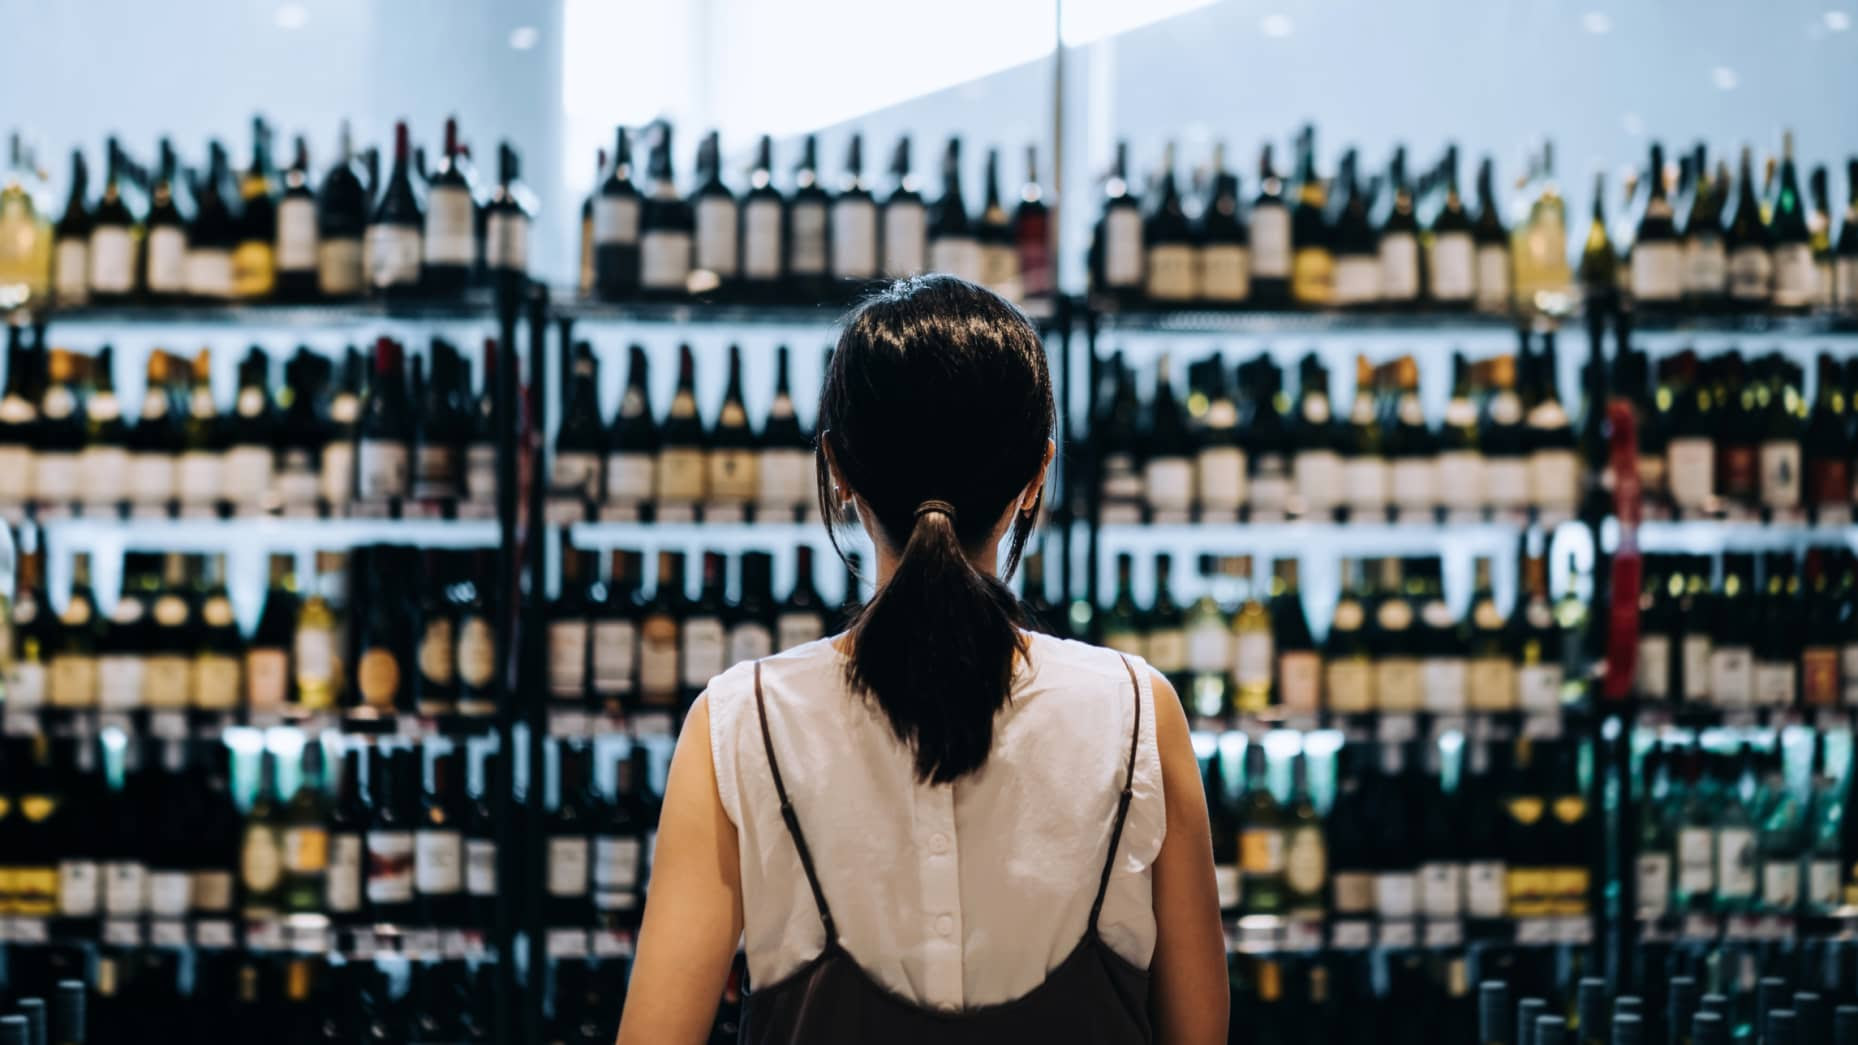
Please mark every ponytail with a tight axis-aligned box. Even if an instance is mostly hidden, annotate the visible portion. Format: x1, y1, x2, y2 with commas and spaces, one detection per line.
817, 275, 1054, 785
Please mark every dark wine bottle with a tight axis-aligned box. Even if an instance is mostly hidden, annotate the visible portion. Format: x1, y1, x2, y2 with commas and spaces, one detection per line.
639, 123, 693, 299
1331, 149, 1380, 308
355, 337, 411, 504
680, 551, 728, 709
830, 133, 879, 291
653, 345, 706, 518
1143, 143, 1196, 306
1092, 140, 1144, 305
1197, 144, 1249, 307
423, 117, 476, 295
741, 134, 785, 301
1472, 155, 1511, 314
316, 122, 368, 299
185, 143, 236, 301
325, 747, 367, 923
778, 545, 828, 651
50, 148, 91, 306
223, 347, 276, 515
232, 117, 279, 301
1429, 144, 1476, 307
546, 743, 594, 924
786, 133, 830, 301
603, 345, 657, 519
271, 134, 319, 300
552, 341, 603, 506
1250, 142, 1291, 305
591, 549, 644, 713
1289, 126, 1334, 308
729, 551, 777, 665
1770, 130, 1816, 311
1015, 144, 1054, 301
927, 137, 981, 284
365, 746, 417, 923
87, 138, 138, 302
366, 121, 425, 296
756, 345, 812, 522
484, 142, 532, 281
978, 146, 1019, 300
144, 138, 191, 300
1375, 145, 1421, 308
415, 748, 466, 926
706, 344, 757, 518
690, 130, 738, 297
638, 551, 684, 712
245, 553, 296, 710
1725, 147, 1773, 310
548, 543, 592, 708
880, 135, 927, 278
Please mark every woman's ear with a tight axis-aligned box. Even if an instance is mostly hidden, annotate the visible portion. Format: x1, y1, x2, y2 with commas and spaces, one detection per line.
819, 439, 854, 509
1021, 439, 1056, 513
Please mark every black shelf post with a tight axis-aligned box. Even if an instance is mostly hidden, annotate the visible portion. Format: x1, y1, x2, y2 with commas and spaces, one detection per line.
520, 281, 553, 1045
489, 276, 525, 1045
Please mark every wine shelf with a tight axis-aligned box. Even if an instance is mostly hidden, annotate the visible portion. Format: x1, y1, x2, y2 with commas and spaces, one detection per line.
0, 706, 503, 741
1095, 519, 1530, 556
37, 295, 510, 328
1090, 304, 1858, 337
33, 515, 501, 551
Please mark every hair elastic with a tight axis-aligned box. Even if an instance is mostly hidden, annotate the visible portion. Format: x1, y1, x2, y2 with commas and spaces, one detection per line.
914, 499, 957, 522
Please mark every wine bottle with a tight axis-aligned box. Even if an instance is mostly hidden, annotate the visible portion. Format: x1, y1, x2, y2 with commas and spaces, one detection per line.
1323, 559, 1374, 714
239, 750, 285, 918
591, 549, 643, 713
232, 117, 280, 300
50, 149, 90, 307
729, 551, 777, 665
593, 749, 647, 925
1579, 170, 1620, 310
1143, 143, 1197, 305
1376, 145, 1422, 307
1525, 338, 1579, 518
460, 339, 498, 508
1386, 355, 1436, 519
1182, 556, 1231, 718
192, 553, 243, 711
1342, 355, 1388, 520
636, 123, 693, 299
224, 347, 276, 515
880, 135, 927, 278
1326, 744, 1375, 921
87, 139, 137, 303
603, 345, 657, 519
275, 358, 338, 517
316, 122, 368, 299
0, 331, 35, 512
1142, 354, 1192, 522
453, 549, 495, 717
1198, 144, 1249, 307
293, 550, 345, 711
1250, 142, 1291, 305
483, 142, 533, 281
653, 344, 706, 519
689, 131, 737, 296
1473, 156, 1512, 313
365, 746, 417, 923
413, 340, 466, 504
279, 741, 329, 915
139, 553, 190, 710
46, 550, 99, 708
1230, 556, 1273, 712
638, 551, 683, 711
1369, 558, 1423, 712
183, 142, 238, 301
548, 544, 591, 708
1810, 164, 1836, 312
244, 553, 296, 711
1092, 141, 1144, 304
1725, 147, 1773, 310
413, 551, 457, 716
1145, 553, 1188, 701
325, 746, 366, 922
97, 553, 154, 711
928, 137, 982, 284
741, 134, 785, 300
1331, 149, 1380, 308
1289, 126, 1335, 307
1632, 143, 1683, 307
366, 121, 425, 295
705, 344, 759, 519
757, 345, 813, 522
1290, 355, 1340, 519
0, 137, 52, 310
1237, 741, 1286, 914
552, 342, 603, 506
577, 147, 604, 296
274, 135, 319, 299
1267, 559, 1318, 714
786, 133, 831, 301
962, 146, 1015, 301
1430, 145, 1476, 307
1758, 358, 1804, 513
465, 750, 499, 925
778, 545, 828, 650
353, 547, 411, 713
681, 551, 727, 708
321, 345, 363, 514
1194, 361, 1244, 521
143, 139, 190, 301
1770, 131, 1816, 311
415, 748, 466, 926
78, 345, 127, 516
355, 337, 411, 504
1836, 159, 1858, 317
422, 117, 476, 295
32, 346, 83, 512
1015, 144, 1054, 301
547, 743, 594, 924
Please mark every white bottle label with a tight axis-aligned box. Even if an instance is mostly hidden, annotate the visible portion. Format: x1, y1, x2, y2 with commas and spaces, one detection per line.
33, 450, 81, 505
594, 837, 643, 891
1631, 242, 1683, 301
592, 619, 637, 696
366, 225, 422, 286
317, 238, 365, 296
982, 243, 1020, 300
424, 185, 476, 265
1728, 246, 1773, 301
487, 212, 530, 272
81, 445, 129, 506
681, 617, 726, 688
0, 444, 32, 502
604, 451, 654, 505
1528, 449, 1580, 511
1762, 860, 1800, 908
321, 442, 355, 509
146, 871, 189, 918
1810, 858, 1840, 908
1684, 238, 1727, 295
54, 238, 89, 301
192, 869, 234, 913
58, 861, 100, 916
415, 830, 463, 894
1466, 861, 1507, 918
89, 226, 135, 293
146, 226, 189, 293
1214, 865, 1240, 912
1343, 457, 1388, 510
277, 197, 319, 271
640, 230, 692, 290
131, 451, 175, 505
1143, 457, 1193, 513
694, 198, 738, 276
548, 837, 590, 896
548, 619, 588, 698
1249, 206, 1290, 278
728, 622, 774, 666
1278, 651, 1320, 713
639, 624, 679, 701
1199, 244, 1249, 302
1759, 440, 1801, 508
1667, 437, 1715, 508
831, 198, 878, 279
743, 199, 783, 278
1195, 446, 1245, 511
98, 653, 145, 710
1390, 457, 1436, 512
789, 201, 828, 274
1517, 664, 1563, 711
1378, 233, 1420, 300
1754, 662, 1796, 706
1185, 622, 1229, 674
224, 445, 273, 506
1710, 647, 1754, 706
185, 249, 233, 299
1333, 255, 1380, 304
1683, 636, 1713, 702
1430, 232, 1474, 301
466, 839, 497, 895
1474, 245, 1510, 310
1635, 635, 1671, 699
1423, 657, 1468, 713
356, 440, 408, 500
326, 835, 363, 912
756, 447, 813, 510
1772, 243, 1815, 308
365, 831, 416, 903
1374, 871, 1417, 919
1144, 244, 1197, 301
1104, 210, 1142, 287
104, 862, 148, 916
594, 196, 640, 245
176, 451, 224, 507
1293, 449, 1342, 513
881, 201, 927, 277
929, 236, 983, 283
1636, 853, 1671, 918
1420, 862, 1463, 918
1716, 828, 1756, 897
1484, 458, 1528, 510
1837, 258, 1858, 314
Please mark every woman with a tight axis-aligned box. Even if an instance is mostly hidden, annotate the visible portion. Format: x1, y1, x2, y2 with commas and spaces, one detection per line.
617, 276, 1226, 1044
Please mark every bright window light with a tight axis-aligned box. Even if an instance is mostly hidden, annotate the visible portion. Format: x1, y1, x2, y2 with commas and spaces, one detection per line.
1061, 0, 1217, 46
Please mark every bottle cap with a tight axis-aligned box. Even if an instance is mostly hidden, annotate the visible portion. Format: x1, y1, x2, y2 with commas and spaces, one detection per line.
14, 999, 43, 1045
52, 983, 83, 1045
0, 1016, 27, 1045
1518, 998, 1549, 1045
1577, 978, 1609, 1037
1479, 983, 1513, 1044
1693, 1011, 1727, 1045
1767, 1009, 1797, 1045
1834, 1005, 1858, 1045
1611, 1013, 1643, 1045
1535, 1014, 1568, 1045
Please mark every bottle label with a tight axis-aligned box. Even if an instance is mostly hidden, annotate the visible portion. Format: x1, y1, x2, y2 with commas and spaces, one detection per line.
244, 648, 289, 709
487, 212, 530, 273
232, 239, 277, 297
89, 226, 136, 293
681, 617, 727, 688
1250, 465, 1290, 517
1429, 232, 1474, 301
1240, 828, 1285, 873
58, 860, 101, 916
1528, 450, 1579, 511
104, 861, 148, 915
1758, 440, 1801, 508
594, 196, 641, 245
1630, 242, 1682, 301
728, 622, 774, 666
1844, 644, 1858, 705
98, 653, 144, 710
1762, 860, 1800, 909
32, 450, 81, 504
1482, 457, 1527, 509
1375, 657, 1423, 711
356, 440, 409, 500
357, 647, 401, 708
551, 450, 601, 499
241, 826, 283, 894
1474, 245, 1510, 311
1198, 244, 1248, 302
458, 616, 496, 689
1516, 663, 1561, 711
594, 837, 643, 891
423, 185, 476, 265
466, 838, 497, 895
1810, 456, 1850, 507
365, 225, 422, 287
778, 612, 826, 651
1716, 827, 1756, 897
1145, 627, 1187, 674
982, 243, 1021, 300
366, 830, 416, 903
787, 200, 828, 275
742, 199, 783, 278
146, 870, 190, 917
193, 654, 241, 710
1104, 210, 1142, 287
1728, 245, 1773, 300
1293, 449, 1342, 513
5, 657, 45, 707
1143, 457, 1193, 513
1420, 862, 1463, 918
141, 654, 189, 708
1374, 871, 1417, 919
1434, 450, 1482, 510
640, 230, 693, 290
1683, 635, 1713, 701
419, 617, 456, 688
1214, 865, 1240, 912
1325, 658, 1372, 713
1277, 651, 1320, 712
416, 830, 463, 894
929, 237, 984, 284
1332, 870, 1374, 914
223, 445, 273, 506
1144, 244, 1197, 301
639, 619, 680, 704
1635, 634, 1670, 699
1234, 632, 1272, 690
293, 626, 337, 706
1838, 258, 1858, 314
1465, 861, 1506, 917
1185, 623, 1228, 674
1772, 243, 1815, 308
604, 451, 655, 505
0, 442, 30, 501
1466, 657, 1515, 711
1342, 456, 1387, 510
882, 201, 927, 277
326, 835, 363, 912
1684, 237, 1727, 295
1803, 646, 1839, 706
1332, 255, 1380, 305
49, 654, 98, 708
1378, 233, 1420, 300
1390, 456, 1435, 512
277, 451, 320, 512
655, 447, 706, 504
694, 198, 738, 276
1250, 206, 1290, 278
276, 197, 319, 270
592, 619, 637, 697
1810, 858, 1840, 908
548, 619, 588, 698
414, 445, 459, 500
1754, 661, 1795, 706
756, 447, 814, 510
1635, 852, 1671, 918
548, 837, 590, 896
1422, 657, 1467, 713
831, 198, 877, 279
464, 442, 497, 502
1284, 826, 1325, 896
186, 869, 231, 914
1195, 446, 1245, 510
1709, 646, 1754, 706
146, 226, 189, 292
282, 826, 328, 875
706, 448, 759, 505
317, 238, 365, 296
321, 442, 356, 509
54, 238, 89, 301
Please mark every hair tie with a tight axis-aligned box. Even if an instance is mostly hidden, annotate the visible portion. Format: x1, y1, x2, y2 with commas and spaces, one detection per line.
914, 499, 957, 523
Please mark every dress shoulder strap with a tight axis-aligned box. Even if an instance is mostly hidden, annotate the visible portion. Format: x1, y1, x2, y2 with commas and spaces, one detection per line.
753, 659, 838, 941
1088, 654, 1145, 934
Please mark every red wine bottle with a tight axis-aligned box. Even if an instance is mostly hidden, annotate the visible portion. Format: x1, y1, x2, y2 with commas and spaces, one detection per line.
365, 120, 424, 296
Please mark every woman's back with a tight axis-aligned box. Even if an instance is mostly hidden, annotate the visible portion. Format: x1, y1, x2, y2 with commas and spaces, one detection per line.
707, 633, 1165, 1010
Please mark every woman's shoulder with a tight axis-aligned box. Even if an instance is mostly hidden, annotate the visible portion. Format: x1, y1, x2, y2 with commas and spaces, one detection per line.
1022, 631, 1152, 688
704, 637, 846, 714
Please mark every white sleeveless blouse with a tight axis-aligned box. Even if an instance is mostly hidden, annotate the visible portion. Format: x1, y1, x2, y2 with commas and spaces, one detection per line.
705, 633, 1165, 1011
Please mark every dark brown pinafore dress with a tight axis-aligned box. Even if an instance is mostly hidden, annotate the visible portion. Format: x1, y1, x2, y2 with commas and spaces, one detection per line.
739, 656, 1153, 1044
